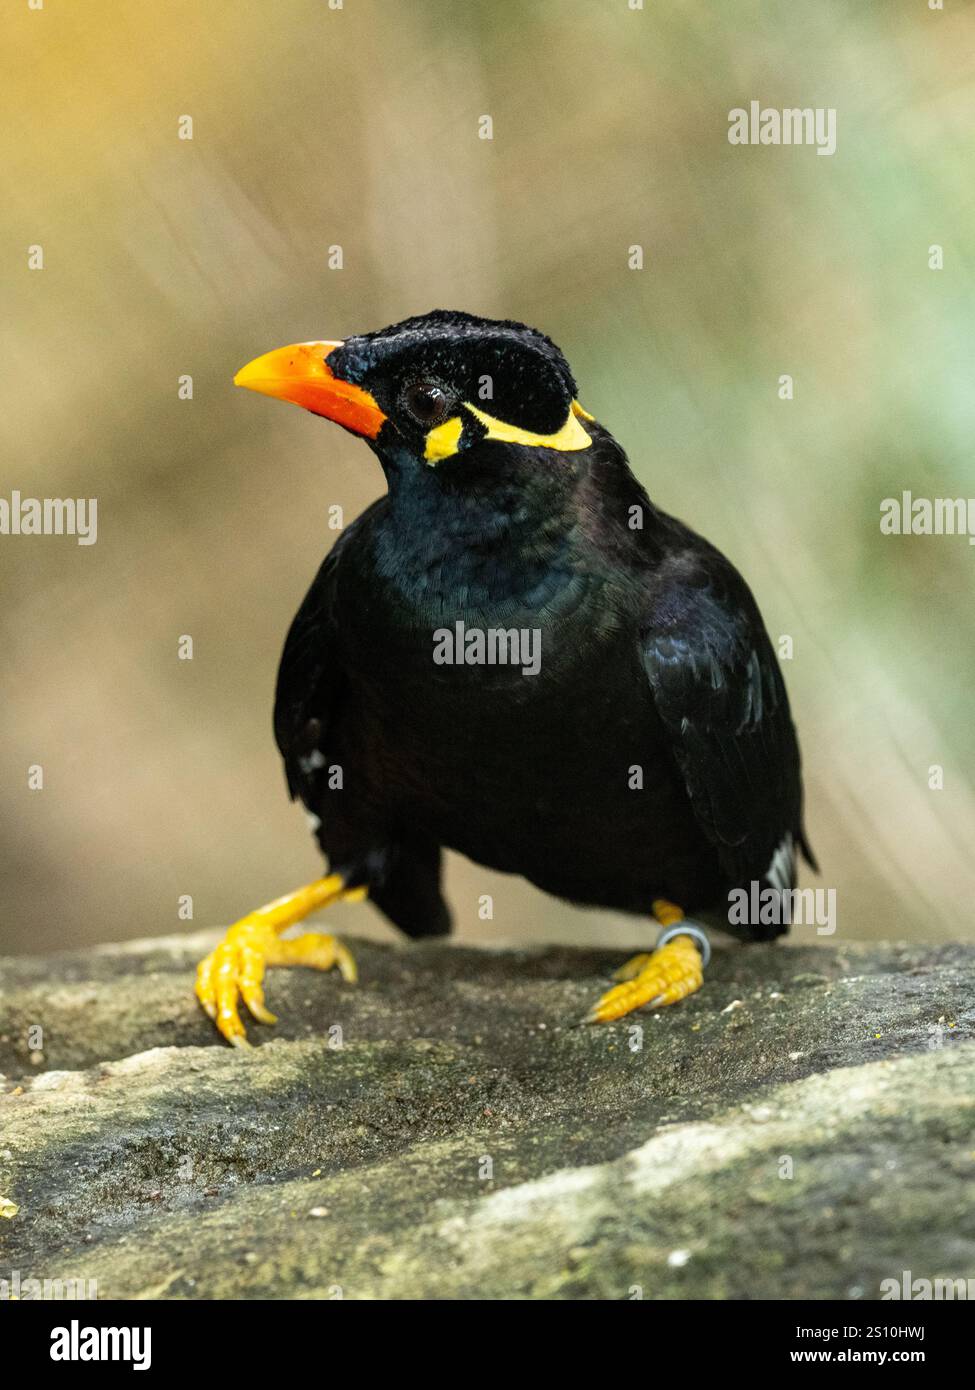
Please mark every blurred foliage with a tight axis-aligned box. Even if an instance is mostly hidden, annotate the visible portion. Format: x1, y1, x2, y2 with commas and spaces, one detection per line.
2, 0, 974, 954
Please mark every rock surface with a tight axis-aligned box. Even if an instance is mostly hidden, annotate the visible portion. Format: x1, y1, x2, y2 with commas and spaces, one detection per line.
1, 933, 973, 1299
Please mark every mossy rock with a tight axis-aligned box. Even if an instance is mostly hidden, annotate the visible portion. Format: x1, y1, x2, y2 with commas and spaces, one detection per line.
1, 934, 972, 1298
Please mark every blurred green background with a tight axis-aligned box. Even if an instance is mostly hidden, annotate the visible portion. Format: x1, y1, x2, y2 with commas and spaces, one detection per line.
3, 0, 974, 957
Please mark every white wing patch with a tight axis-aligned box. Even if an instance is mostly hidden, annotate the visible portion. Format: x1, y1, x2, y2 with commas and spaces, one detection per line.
766, 832, 795, 892
298, 749, 326, 774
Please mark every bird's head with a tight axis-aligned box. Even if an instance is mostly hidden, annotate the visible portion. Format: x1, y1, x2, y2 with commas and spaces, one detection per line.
234, 310, 596, 476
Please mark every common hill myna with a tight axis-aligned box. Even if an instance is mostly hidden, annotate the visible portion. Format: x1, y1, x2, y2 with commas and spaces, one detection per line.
197, 311, 814, 1045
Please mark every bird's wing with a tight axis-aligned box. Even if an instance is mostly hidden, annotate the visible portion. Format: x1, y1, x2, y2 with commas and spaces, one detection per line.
273, 543, 348, 811
639, 550, 811, 891
274, 499, 390, 811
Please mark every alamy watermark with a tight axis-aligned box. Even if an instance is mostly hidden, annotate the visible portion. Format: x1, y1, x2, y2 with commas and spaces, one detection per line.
1, 1268, 98, 1300
0, 490, 97, 545
432, 620, 541, 677
50, 1319, 151, 1370
728, 102, 836, 156
882, 1270, 975, 1300
728, 882, 836, 935
880, 492, 975, 546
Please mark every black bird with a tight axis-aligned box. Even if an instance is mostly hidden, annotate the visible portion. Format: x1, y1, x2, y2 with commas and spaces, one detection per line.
197, 311, 815, 1045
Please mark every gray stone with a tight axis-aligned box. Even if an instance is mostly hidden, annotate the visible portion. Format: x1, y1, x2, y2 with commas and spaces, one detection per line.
0, 934, 972, 1299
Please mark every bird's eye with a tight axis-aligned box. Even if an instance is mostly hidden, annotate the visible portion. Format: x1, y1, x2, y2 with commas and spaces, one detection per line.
401, 380, 451, 427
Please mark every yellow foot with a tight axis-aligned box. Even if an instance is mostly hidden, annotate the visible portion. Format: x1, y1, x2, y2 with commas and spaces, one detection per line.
584, 913, 708, 1025
195, 873, 365, 1047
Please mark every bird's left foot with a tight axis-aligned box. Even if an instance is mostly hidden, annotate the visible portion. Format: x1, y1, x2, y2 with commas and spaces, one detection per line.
195, 874, 364, 1047
584, 907, 709, 1024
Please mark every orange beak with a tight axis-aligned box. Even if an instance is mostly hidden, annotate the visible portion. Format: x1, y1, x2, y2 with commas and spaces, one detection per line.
233, 340, 386, 439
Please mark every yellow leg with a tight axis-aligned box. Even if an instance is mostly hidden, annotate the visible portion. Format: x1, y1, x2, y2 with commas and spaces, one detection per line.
584, 900, 707, 1025
195, 874, 366, 1047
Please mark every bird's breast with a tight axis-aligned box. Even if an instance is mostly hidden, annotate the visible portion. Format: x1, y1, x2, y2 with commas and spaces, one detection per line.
334, 569, 696, 885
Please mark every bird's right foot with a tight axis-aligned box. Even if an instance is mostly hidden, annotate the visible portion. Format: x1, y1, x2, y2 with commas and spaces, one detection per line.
583, 904, 710, 1024
195, 874, 365, 1047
